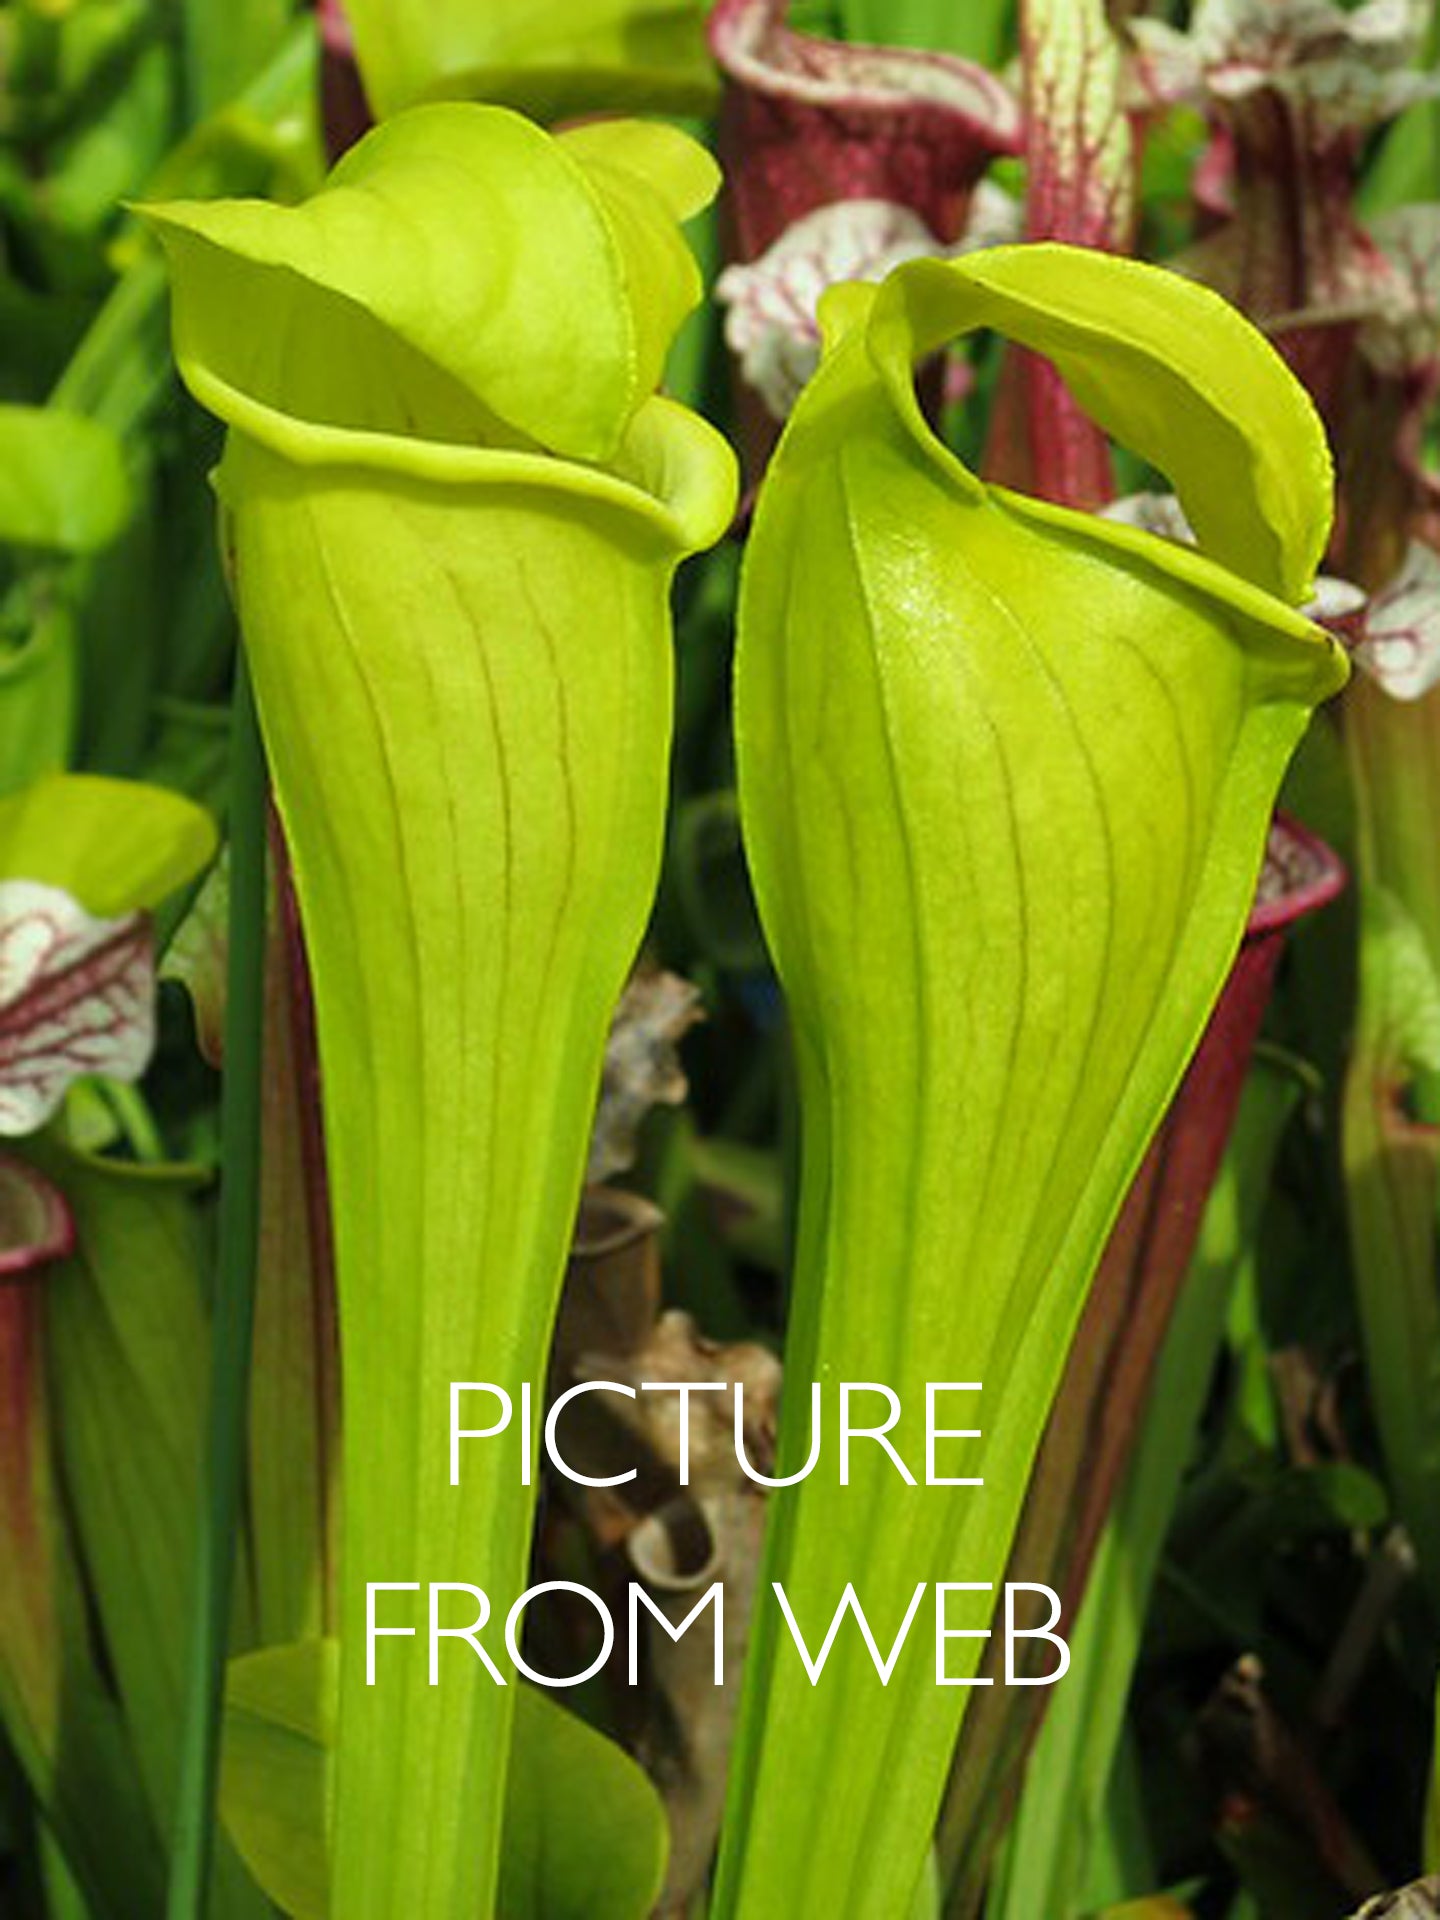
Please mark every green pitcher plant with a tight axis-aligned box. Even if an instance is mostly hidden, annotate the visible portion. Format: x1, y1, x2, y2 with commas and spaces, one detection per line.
141, 102, 736, 1920
718, 244, 1349, 1917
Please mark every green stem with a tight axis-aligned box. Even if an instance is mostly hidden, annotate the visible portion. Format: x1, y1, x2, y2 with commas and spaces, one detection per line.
48, 257, 172, 438
180, 0, 296, 127
166, 656, 268, 1919
103, 1081, 168, 1165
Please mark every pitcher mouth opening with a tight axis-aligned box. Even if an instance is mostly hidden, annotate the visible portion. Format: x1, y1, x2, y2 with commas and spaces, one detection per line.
202, 352, 738, 561
708, 0, 1022, 134
798, 247, 1350, 702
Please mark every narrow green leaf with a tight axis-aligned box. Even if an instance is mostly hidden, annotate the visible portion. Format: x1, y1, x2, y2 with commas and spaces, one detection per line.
1360, 0, 1440, 213
1342, 882, 1440, 1601
718, 244, 1345, 1916
0, 596, 77, 799
181, 0, 296, 125
837, 0, 1015, 67
22, 1139, 265, 1917
40, 1823, 97, 1920
27, 32, 173, 258
1342, 665, 1440, 1610
672, 791, 768, 972
167, 660, 271, 1920
0, 1234, 168, 1920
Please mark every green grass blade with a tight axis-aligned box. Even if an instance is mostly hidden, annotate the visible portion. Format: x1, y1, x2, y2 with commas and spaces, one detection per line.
836, 0, 1015, 66
182, 0, 297, 127
1342, 677, 1440, 1610
167, 659, 269, 1919
0, 1235, 169, 1919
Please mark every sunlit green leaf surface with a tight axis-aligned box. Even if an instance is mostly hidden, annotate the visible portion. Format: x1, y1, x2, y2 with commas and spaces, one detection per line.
219, 1639, 669, 1920
0, 407, 131, 555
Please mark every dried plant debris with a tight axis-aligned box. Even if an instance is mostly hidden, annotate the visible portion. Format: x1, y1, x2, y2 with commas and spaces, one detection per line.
611, 1317, 778, 1917
588, 969, 704, 1185
1351, 1880, 1440, 1918
547, 1299, 782, 1915
556, 1184, 666, 1386
1198, 1654, 1386, 1905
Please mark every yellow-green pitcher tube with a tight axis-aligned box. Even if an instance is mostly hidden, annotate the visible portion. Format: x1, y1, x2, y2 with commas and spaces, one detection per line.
223, 434, 716, 1917
717, 245, 1347, 1917
145, 103, 735, 1918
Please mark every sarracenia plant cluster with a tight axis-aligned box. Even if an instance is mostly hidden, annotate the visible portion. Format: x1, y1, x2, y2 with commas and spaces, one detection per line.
1, 3, 1438, 1918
